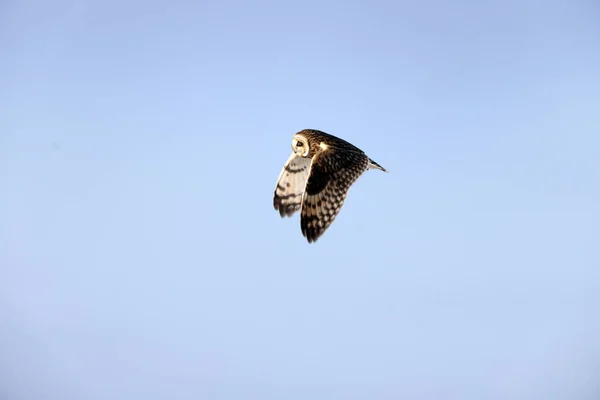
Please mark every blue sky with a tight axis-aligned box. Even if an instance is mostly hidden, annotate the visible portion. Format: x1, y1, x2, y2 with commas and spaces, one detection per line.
1, 0, 599, 399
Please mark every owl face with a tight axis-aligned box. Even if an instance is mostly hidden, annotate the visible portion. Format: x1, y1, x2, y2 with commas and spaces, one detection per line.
291, 134, 310, 157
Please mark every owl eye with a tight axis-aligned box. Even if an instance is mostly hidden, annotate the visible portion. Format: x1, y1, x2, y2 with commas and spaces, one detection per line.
296, 142, 304, 147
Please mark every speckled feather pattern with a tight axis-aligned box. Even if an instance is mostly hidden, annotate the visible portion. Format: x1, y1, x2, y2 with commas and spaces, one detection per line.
300, 150, 369, 242
273, 154, 311, 217
273, 129, 386, 243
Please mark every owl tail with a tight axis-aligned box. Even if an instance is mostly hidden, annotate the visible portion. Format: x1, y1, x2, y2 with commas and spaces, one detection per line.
368, 158, 387, 172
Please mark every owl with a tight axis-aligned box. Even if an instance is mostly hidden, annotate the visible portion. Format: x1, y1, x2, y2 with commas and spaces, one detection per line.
273, 129, 387, 243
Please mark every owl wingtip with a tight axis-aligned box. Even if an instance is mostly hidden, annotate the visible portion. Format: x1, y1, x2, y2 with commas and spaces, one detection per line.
305, 236, 319, 244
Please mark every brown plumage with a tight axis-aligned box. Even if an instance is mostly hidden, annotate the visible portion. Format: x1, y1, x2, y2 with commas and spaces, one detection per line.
273, 129, 386, 243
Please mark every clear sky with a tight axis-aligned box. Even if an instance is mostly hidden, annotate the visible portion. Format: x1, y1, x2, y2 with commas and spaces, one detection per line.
2, 0, 599, 399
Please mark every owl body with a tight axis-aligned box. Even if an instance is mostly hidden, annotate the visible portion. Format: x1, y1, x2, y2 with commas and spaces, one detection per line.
273, 129, 386, 243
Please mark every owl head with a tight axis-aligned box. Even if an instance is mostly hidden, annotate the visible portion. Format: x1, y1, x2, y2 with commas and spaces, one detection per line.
291, 134, 311, 157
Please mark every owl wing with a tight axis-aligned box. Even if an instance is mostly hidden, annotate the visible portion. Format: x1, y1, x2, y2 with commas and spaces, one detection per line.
273, 153, 312, 217
301, 148, 369, 243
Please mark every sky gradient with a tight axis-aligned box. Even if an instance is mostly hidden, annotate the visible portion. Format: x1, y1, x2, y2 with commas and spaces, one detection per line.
2, 1, 600, 399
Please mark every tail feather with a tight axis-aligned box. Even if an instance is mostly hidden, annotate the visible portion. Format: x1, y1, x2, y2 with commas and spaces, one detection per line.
368, 158, 387, 172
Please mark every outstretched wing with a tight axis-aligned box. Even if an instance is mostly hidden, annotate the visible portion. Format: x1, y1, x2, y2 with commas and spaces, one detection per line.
273, 153, 312, 217
300, 149, 369, 243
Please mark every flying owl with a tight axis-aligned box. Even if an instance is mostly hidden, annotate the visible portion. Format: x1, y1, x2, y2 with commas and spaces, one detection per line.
273, 129, 387, 243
